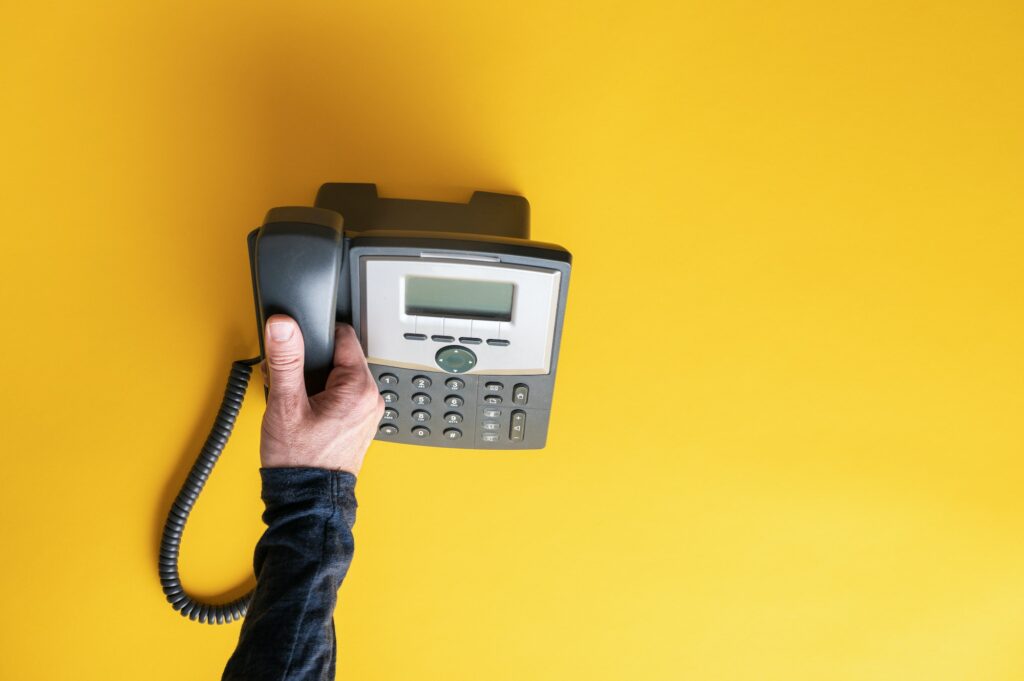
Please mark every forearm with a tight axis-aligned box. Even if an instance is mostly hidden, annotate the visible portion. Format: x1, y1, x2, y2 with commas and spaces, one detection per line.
223, 467, 358, 681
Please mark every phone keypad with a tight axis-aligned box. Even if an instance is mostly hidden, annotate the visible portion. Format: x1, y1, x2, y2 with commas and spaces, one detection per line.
373, 366, 550, 449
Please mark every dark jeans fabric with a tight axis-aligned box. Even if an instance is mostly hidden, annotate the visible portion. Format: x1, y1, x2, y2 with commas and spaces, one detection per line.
223, 467, 358, 681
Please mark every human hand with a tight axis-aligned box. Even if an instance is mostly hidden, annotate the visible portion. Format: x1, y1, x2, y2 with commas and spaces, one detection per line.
259, 315, 384, 475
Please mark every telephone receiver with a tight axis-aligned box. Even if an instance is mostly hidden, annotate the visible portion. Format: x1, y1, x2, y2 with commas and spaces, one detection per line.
160, 183, 571, 623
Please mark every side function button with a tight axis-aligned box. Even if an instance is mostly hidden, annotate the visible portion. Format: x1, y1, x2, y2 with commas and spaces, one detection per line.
431, 334, 455, 342
486, 339, 511, 346
403, 333, 428, 341
513, 384, 529, 405
510, 410, 526, 441
458, 337, 482, 345
444, 378, 465, 391
443, 428, 462, 440
481, 433, 499, 443
444, 412, 463, 424
381, 408, 399, 422
378, 373, 398, 386
483, 395, 502, 405
483, 408, 501, 418
411, 410, 431, 423
412, 393, 431, 406
412, 375, 432, 389
484, 382, 504, 392
412, 426, 431, 438
381, 391, 399, 404
379, 424, 398, 435
445, 395, 465, 408
481, 421, 501, 431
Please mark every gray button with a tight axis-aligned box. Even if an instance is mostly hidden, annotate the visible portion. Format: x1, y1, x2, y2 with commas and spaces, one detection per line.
431, 334, 455, 342
403, 333, 427, 340
444, 412, 463, 424
381, 391, 399, 404
510, 410, 526, 441
412, 393, 431, 406
483, 408, 501, 418
443, 428, 462, 440
411, 410, 431, 423
382, 408, 399, 422
445, 395, 465, 408
444, 378, 465, 391
512, 384, 529, 405
379, 424, 398, 435
412, 426, 430, 438
483, 395, 502, 405
412, 375, 432, 389
486, 339, 511, 346
481, 433, 499, 442
379, 373, 398, 386
458, 336, 482, 345
481, 421, 501, 431
484, 382, 504, 392
435, 345, 478, 374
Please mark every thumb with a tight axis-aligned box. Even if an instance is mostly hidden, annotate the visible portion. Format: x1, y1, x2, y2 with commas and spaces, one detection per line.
264, 315, 308, 405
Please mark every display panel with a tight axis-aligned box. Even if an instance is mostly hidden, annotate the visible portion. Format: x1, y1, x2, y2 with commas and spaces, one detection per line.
405, 276, 514, 321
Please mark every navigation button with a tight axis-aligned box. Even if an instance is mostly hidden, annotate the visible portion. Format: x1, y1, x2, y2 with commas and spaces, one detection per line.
435, 345, 477, 374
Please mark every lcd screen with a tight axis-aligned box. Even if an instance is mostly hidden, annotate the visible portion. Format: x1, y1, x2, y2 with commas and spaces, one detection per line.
405, 276, 514, 321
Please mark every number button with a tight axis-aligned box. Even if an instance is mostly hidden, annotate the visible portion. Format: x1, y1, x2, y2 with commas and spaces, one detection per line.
484, 382, 504, 392
444, 412, 463, 424
445, 395, 464, 408
443, 428, 462, 440
381, 408, 399, 422
483, 395, 502, 405
379, 373, 398, 386
512, 384, 529, 405
379, 424, 398, 435
412, 393, 431, 406
411, 410, 431, 423
381, 391, 399, 404
412, 426, 430, 438
412, 375, 432, 389
445, 378, 465, 391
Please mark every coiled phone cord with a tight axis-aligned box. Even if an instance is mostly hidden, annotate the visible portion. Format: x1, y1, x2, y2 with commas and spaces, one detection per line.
159, 356, 262, 624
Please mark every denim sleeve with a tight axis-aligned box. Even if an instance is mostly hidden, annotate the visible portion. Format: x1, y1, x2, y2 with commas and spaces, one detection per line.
222, 467, 358, 681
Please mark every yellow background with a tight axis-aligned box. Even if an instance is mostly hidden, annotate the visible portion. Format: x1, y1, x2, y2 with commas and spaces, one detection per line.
1, 1, 1022, 679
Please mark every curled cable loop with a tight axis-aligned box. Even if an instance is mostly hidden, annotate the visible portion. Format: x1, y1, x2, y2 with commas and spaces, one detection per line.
159, 357, 261, 624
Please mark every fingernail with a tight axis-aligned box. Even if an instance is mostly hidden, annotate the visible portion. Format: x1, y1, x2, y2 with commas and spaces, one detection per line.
270, 321, 294, 341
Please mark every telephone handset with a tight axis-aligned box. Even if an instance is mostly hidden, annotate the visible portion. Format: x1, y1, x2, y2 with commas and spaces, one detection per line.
160, 184, 571, 623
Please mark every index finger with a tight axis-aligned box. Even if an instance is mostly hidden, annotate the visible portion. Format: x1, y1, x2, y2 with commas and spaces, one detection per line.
333, 323, 370, 371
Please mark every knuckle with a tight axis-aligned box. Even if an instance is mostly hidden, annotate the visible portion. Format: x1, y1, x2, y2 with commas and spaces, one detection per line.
268, 353, 303, 371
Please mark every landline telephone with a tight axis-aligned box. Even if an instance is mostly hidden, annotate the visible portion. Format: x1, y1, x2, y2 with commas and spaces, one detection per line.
159, 183, 572, 623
